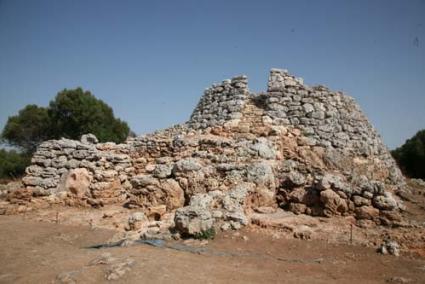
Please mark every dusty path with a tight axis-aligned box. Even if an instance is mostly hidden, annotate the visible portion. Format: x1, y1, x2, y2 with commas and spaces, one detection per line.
0, 215, 424, 283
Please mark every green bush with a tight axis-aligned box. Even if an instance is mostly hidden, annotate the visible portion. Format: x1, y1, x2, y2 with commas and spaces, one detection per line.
391, 130, 425, 179
1, 87, 130, 154
0, 149, 30, 179
194, 227, 216, 240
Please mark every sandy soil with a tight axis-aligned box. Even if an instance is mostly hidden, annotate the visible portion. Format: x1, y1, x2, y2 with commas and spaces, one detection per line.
0, 214, 424, 284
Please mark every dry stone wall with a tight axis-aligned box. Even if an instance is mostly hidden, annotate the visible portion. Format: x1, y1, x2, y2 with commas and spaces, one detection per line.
264, 69, 402, 185
189, 75, 249, 129
265, 68, 387, 157
23, 134, 134, 205
17, 68, 407, 237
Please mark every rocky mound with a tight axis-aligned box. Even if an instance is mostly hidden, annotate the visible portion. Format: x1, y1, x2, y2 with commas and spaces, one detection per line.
8, 68, 406, 237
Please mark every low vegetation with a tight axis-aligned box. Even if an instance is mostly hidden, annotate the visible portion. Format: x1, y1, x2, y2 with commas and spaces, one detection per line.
0, 149, 30, 180
392, 130, 425, 179
194, 228, 216, 240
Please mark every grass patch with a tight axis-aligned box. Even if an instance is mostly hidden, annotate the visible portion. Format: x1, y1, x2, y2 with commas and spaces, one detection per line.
194, 227, 216, 240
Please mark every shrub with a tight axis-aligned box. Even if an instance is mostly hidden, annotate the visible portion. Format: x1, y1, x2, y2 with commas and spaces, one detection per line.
391, 130, 425, 179
194, 227, 216, 240
0, 149, 30, 179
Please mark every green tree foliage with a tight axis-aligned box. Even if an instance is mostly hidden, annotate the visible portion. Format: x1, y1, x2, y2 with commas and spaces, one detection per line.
0, 149, 30, 179
1, 88, 130, 154
1, 105, 50, 153
48, 88, 129, 143
391, 130, 425, 179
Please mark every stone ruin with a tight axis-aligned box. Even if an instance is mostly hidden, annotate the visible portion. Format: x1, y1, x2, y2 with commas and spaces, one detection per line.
11, 68, 406, 238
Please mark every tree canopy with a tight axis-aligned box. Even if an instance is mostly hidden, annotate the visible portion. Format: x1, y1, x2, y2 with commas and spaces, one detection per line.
1, 87, 130, 154
48, 88, 129, 143
1, 105, 50, 153
391, 130, 425, 179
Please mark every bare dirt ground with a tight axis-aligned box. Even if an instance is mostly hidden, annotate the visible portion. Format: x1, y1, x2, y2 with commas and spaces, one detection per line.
0, 179, 425, 283
0, 216, 424, 283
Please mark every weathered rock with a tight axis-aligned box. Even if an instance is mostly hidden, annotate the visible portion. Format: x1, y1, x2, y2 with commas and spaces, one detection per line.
127, 212, 146, 230
254, 206, 277, 214
378, 240, 400, 256
129, 178, 184, 210
153, 164, 173, 178
6, 188, 32, 204
25, 165, 44, 176
173, 158, 202, 173
88, 252, 115, 266
355, 206, 379, 220
58, 168, 92, 198
410, 178, 425, 187
379, 210, 403, 225
22, 176, 44, 187
287, 188, 319, 206
249, 138, 276, 159
160, 179, 185, 210
284, 171, 306, 187
297, 136, 317, 146
373, 192, 398, 210
56, 272, 76, 284
317, 174, 346, 191
52, 156, 68, 168
188, 193, 214, 209
386, 276, 412, 283
81, 133, 99, 144
302, 103, 314, 113
288, 203, 308, 215
246, 162, 275, 187
249, 185, 276, 208
55, 139, 77, 149
320, 189, 348, 217
146, 205, 167, 220
3, 181, 23, 193
293, 225, 313, 240
174, 205, 214, 236
352, 195, 371, 207
105, 258, 135, 280
130, 175, 159, 188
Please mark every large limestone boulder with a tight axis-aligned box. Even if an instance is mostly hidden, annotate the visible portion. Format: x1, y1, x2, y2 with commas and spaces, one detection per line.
127, 212, 146, 231
58, 168, 92, 198
246, 162, 275, 188
355, 206, 379, 220
173, 158, 202, 174
372, 192, 398, 210
80, 133, 99, 144
160, 179, 185, 210
320, 189, 348, 217
174, 205, 214, 236
128, 176, 184, 210
174, 185, 252, 236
